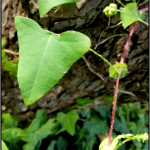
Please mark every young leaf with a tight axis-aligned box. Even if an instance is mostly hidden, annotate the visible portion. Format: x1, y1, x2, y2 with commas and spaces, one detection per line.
120, 3, 147, 29
38, 0, 81, 16
109, 63, 128, 79
15, 16, 91, 105
56, 109, 79, 136
76, 98, 91, 107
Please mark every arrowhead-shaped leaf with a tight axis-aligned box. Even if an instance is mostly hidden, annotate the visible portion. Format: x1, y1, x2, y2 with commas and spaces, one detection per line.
38, 0, 81, 16
120, 3, 147, 29
15, 16, 91, 105
56, 109, 79, 136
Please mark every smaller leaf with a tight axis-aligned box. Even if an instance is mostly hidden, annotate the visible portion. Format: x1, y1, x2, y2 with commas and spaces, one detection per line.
120, 3, 147, 29
109, 63, 128, 79
56, 109, 79, 136
2, 140, 9, 150
76, 98, 91, 107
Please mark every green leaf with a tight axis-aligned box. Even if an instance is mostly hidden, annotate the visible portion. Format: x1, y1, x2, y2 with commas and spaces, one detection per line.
56, 109, 79, 136
76, 98, 91, 107
2, 50, 7, 63
109, 63, 128, 79
35, 118, 59, 136
3, 60, 18, 77
38, 0, 81, 16
21, 117, 59, 150
2, 113, 22, 149
2, 113, 19, 130
15, 16, 91, 105
20, 110, 47, 142
2, 140, 9, 150
120, 3, 148, 29
99, 137, 118, 150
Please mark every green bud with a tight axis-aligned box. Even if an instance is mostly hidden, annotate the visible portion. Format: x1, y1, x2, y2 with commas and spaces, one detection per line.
103, 3, 117, 18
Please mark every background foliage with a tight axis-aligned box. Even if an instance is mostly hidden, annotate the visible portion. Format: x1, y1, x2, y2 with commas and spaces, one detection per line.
2, 102, 148, 150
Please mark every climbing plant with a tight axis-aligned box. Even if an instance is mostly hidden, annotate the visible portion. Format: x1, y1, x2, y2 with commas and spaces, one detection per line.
13, 0, 149, 149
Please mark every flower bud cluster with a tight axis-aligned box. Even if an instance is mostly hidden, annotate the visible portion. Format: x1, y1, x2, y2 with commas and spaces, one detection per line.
103, 3, 117, 17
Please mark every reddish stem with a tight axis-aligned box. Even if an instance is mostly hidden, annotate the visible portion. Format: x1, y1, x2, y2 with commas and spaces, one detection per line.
107, 22, 137, 146
139, 7, 149, 11
107, 73, 120, 146
120, 22, 136, 63
107, 6, 149, 147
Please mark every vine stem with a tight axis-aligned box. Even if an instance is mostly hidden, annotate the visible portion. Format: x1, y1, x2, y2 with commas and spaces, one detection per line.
107, 21, 137, 146
107, 73, 120, 146
120, 22, 136, 63
89, 49, 119, 74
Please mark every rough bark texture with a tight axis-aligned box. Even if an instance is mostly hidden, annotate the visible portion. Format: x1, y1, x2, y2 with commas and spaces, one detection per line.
2, 0, 149, 124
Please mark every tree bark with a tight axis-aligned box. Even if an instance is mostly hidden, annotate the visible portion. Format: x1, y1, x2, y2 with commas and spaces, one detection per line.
2, 0, 149, 124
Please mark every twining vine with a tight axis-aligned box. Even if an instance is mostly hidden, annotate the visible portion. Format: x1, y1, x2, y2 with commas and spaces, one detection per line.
5, 0, 148, 149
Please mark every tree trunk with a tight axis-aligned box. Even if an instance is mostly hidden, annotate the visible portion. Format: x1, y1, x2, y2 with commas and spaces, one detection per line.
2, 0, 149, 124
